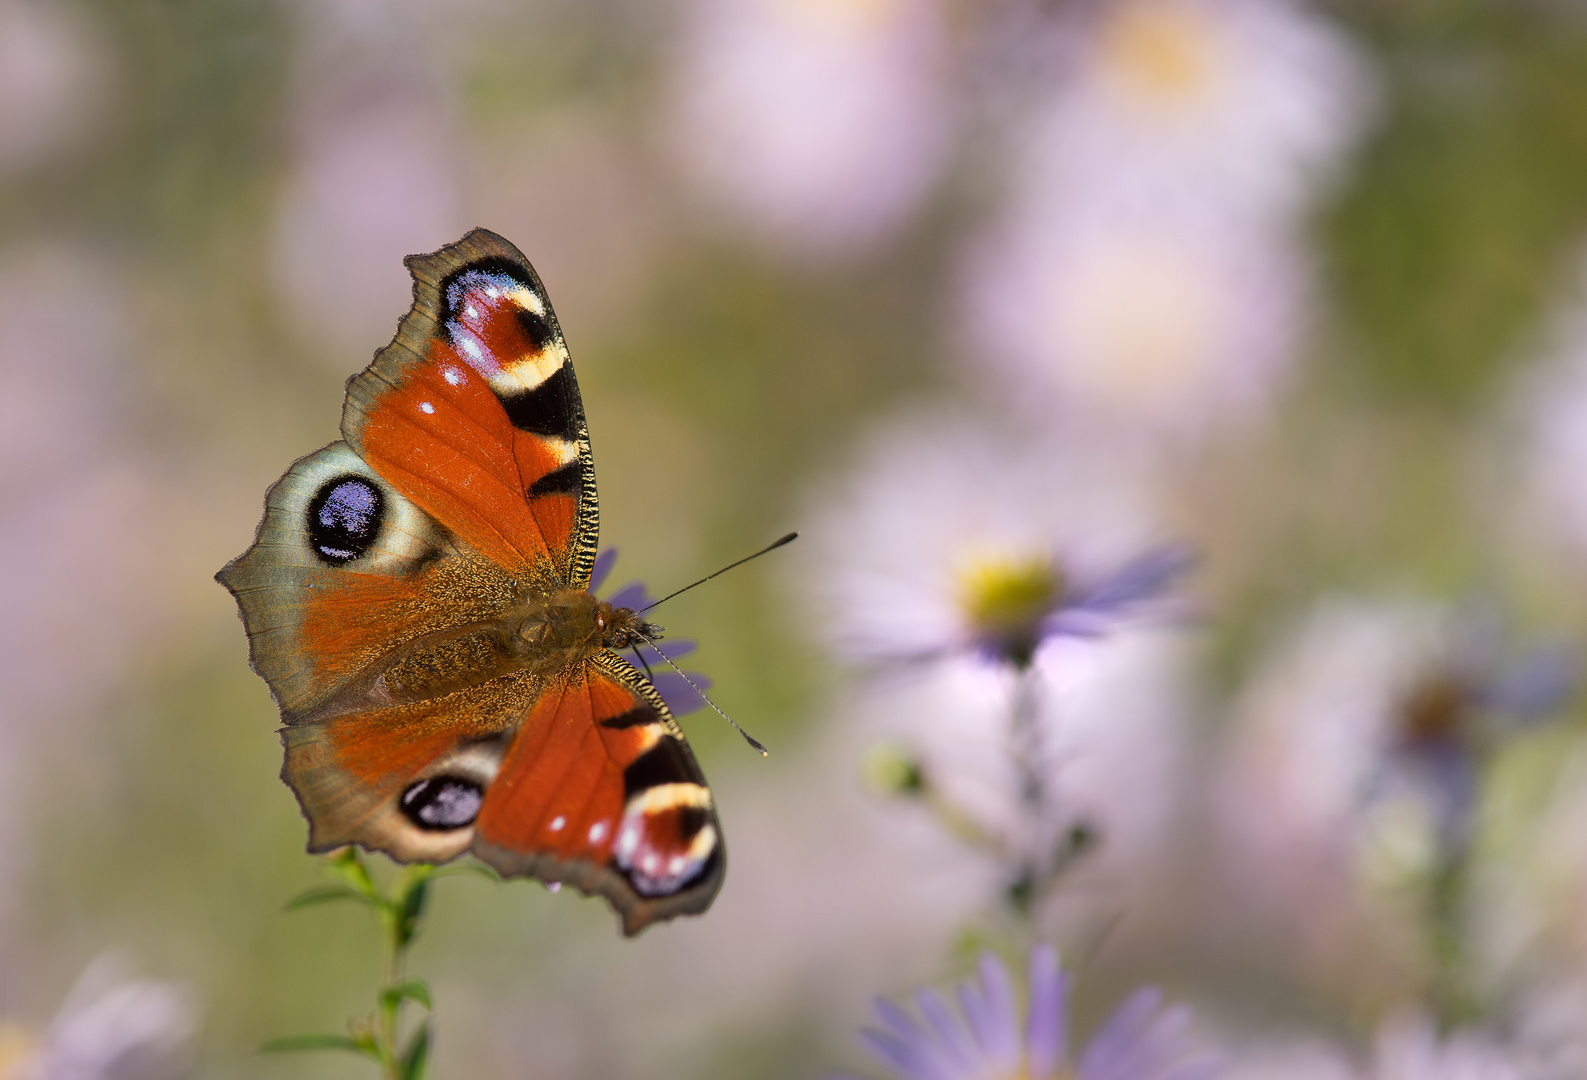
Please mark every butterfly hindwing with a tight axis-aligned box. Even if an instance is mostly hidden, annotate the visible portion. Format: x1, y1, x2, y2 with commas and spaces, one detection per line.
473, 652, 725, 935
280, 651, 723, 935
341, 228, 600, 593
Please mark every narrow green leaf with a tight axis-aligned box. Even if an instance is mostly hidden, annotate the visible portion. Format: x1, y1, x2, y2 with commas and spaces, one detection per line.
400, 1022, 431, 1080
393, 871, 431, 950
259, 1033, 381, 1062
379, 979, 432, 1013
283, 885, 369, 912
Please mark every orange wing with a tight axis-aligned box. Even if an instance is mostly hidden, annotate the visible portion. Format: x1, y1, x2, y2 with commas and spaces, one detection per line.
342, 228, 600, 593
282, 652, 723, 935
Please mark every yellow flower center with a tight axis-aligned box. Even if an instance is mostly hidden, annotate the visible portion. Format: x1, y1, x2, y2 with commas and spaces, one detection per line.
957, 553, 1066, 666
1097, 0, 1220, 116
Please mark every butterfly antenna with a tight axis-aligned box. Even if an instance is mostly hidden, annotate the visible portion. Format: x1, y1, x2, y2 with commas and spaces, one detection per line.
632, 628, 769, 757
631, 644, 656, 681
638, 532, 798, 614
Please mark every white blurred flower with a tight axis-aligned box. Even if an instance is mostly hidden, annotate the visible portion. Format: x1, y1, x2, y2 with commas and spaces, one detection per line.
808, 410, 1182, 667
1024, 0, 1371, 225
1226, 1018, 1522, 1080
961, 201, 1308, 435
805, 411, 1192, 896
2, 955, 197, 1080
271, 0, 464, 354
667, 0, 951, 256
0, 0, 111, 175
1215, 598, 1568, 981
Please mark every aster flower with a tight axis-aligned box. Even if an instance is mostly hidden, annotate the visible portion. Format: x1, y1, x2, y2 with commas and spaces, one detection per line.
1215, 597, 1571, 1007
1020, 0, 1371, 226
808, 412, 1193, 909
811, 411, 1189, 672
1221, 598, 1570, 885
1, 954, 197, 1080
834, 946, 1221, 1080
590, 548, 713, 716
665, 0, 951, 257
961, 201, 1307, 435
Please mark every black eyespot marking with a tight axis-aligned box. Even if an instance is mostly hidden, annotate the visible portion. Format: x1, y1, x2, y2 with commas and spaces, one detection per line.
306, 476, 384, 565
623, 739, 696, 799
400, 775, 484, 830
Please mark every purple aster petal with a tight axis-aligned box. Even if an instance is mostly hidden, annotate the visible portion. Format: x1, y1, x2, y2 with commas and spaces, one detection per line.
647, 670, 712, 716
652, 639, 698, 660
1077, 987, 1164, 1080
969, 953, 1021, 1071
1046, 545, 1196, 642
858, 1026, 954, 1080
589, 548, 619, 592
956, 981, 996, 1063
873, 997, 927, 1042
606, 581, 653, 611
1478, 644, 1576, 724
914, 989, 977, 1072
1025, 945, 1067, 1077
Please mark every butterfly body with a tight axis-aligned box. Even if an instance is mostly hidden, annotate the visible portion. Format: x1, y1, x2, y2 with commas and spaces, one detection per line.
219, 229, 722, 935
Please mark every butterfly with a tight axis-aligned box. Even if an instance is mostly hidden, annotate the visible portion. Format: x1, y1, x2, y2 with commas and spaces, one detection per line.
218, 229, 723, 935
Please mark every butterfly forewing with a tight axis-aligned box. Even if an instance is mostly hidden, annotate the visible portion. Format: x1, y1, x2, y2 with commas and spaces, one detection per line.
341, 230, 600, 592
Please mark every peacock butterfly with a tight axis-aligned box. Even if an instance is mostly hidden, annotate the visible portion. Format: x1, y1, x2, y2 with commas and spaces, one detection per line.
218, 229, 723, 935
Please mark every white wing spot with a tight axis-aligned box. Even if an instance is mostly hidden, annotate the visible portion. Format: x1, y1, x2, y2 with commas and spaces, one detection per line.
547, 881, 561, 893
441, 366, 464, 386
465, 305, 478, 319
588, 821, 608, 843
418, 401, 435, 415
549, 815, 565, 832
485, 286, 500, 298
668, 855, 686, 876
642, 854, 660, 875
616, 823, 640, 860
460, 337, 483, 360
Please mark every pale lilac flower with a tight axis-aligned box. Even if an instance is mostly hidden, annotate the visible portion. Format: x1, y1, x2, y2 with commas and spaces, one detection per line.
1021, 0, 1371, 226
834, 945, 1220, 1080
271, 0, 464, 354
809, 410, 1187, 670
4, 955, 197, 1080
806, 411, 1193, 894
962, 201, 1308, 435
666, 0, 952, 256
1215, 598, 1569, 978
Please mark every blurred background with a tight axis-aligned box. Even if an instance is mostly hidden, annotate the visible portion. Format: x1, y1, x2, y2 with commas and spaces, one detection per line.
6, 0, 1587, 1076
